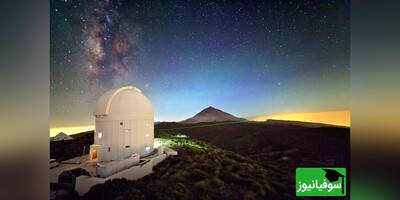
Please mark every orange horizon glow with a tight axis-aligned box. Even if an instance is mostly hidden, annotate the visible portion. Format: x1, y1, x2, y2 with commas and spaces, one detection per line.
50, 110, 350, 136
248, 110, 350, 127
50, 125, 94, 137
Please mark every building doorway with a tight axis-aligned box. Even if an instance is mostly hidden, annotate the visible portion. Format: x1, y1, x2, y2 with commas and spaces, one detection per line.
91, 149, 97, 160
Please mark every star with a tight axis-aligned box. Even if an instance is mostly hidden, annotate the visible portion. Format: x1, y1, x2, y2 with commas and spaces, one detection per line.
50, 0, 349, 125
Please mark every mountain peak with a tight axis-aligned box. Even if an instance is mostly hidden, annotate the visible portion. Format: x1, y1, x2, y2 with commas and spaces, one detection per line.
203, 106, 218, 111
196, 106, 220, 114
180, 106, 246, 124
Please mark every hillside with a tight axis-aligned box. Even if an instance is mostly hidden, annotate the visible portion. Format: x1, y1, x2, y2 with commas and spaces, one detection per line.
50, 120, 349, 199
265, 119, 348, 128
83, 135, 296, 200
180, 106, 246, 124
50, 132, 299, 199
155, 121, 350, 180
50, 131, 94, 161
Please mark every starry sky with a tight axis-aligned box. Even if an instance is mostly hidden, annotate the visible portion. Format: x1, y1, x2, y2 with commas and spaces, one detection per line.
50, 0, 349, 130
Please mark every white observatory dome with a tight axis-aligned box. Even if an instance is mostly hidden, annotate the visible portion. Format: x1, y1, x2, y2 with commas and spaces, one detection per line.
93, 86, 153, 118
90, 86, 154, 162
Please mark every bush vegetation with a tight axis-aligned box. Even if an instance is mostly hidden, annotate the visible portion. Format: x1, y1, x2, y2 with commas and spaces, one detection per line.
83, 132, 294, 200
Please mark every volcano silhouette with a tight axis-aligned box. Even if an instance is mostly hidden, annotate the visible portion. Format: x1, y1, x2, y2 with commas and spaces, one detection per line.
180, 106, 246, 124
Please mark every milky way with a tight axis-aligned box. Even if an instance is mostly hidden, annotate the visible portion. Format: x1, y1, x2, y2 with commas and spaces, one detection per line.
51, 0, 349, 127
84, 0, 138, 87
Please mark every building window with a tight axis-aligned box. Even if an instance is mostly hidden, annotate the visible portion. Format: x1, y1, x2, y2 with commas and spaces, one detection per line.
146, 134, 149, 137
98, 132, 102, 139
120, 122, 123, 126
108, 147, 111, 152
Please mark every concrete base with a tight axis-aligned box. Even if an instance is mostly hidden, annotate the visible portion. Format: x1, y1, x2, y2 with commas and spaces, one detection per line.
164, 147, 178, 156
75, 159, 153, 195
74, 146, 176, 196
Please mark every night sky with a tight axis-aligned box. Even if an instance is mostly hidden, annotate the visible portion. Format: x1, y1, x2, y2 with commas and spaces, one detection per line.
50, 0, 349, 130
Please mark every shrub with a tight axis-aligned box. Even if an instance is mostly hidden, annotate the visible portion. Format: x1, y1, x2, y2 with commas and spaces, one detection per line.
199, 194, 212, 200
169, 170, 189, 182
210, 178, 224, 188
243, 190, 257, 200
200, 163, 216, 175
190, 160, 199, 168
187, 156, 194, 163
221, 158, 236, 166
225, 165, 234, 171
192, 169, 209, 181
236, 169, 252, 178
121, 188, 143, 200
172, 182, 189, 199
232, 162, 244, 171
195, 178, 225, 192
251, 182, 266, 196
84, 178, 132, 200
270, 182, 289, 193
195, 180, 208, 191
237, 177, 253, 185
219, 171, 241, 183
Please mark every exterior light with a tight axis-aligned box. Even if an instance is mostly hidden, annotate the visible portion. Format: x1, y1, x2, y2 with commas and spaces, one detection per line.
154, 141, 161, 148
146, 134, 149, 137
145, 146, 150, 151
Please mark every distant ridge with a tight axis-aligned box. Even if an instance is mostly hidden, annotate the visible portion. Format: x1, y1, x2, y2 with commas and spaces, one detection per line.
50, 132, 74, 142
265, 119, 349, 128
180, 106, 246, 124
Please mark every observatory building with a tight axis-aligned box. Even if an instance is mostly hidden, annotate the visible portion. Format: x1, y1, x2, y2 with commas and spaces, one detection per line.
89, 86, 154, 162
70, 86, 176, 195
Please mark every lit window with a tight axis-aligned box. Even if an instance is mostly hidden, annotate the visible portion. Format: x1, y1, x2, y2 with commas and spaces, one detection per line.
98, 132, 102, 139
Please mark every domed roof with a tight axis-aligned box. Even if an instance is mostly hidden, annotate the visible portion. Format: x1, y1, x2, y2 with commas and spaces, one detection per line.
93, 86, 153, 117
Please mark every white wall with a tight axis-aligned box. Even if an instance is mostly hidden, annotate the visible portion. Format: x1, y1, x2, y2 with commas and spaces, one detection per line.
96, 155, 140, 178
151, 154, 167, 167
75, 159, 153, 196
93, 117, 154, 162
